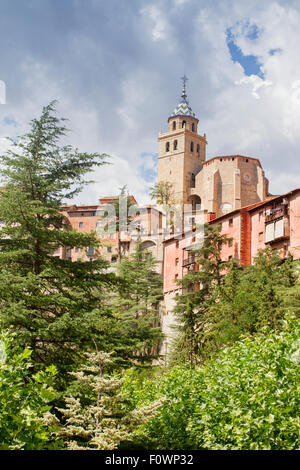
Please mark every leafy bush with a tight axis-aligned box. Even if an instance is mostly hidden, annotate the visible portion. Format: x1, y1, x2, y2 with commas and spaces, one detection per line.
124, 318, 300, 450
0, 330, 60, 449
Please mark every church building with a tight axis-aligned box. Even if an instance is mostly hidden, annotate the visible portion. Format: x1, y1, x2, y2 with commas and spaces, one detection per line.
158, 76, 270, 217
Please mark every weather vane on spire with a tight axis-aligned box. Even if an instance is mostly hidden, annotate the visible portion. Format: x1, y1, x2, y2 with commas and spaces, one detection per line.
181, 74, 188, 99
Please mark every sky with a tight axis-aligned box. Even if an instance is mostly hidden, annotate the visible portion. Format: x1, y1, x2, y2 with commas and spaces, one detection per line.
0, 0, 300, 205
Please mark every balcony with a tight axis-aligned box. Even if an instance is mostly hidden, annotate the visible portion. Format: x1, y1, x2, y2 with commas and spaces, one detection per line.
265, 204, 288, 223
265, 217, 289, 244
183, 254, 196, 267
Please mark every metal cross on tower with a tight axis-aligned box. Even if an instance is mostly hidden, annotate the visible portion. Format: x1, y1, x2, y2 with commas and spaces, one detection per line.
181, 74, 188, 99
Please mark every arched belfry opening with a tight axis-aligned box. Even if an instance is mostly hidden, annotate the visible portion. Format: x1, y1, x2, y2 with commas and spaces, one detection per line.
189, 195, 201, 214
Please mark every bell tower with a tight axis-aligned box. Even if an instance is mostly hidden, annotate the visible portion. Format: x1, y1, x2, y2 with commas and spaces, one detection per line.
158, 76, 207, 206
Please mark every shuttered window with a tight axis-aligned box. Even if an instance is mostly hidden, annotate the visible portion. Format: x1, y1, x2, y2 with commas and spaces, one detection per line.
265, 222, 274, 242
275, 218, 284, 238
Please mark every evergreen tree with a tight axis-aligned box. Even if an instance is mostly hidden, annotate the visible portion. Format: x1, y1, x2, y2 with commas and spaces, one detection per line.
173, 224, 231, 364
198, 248, 299, 357
0, 101, 116, 381
110, 241, 164, 363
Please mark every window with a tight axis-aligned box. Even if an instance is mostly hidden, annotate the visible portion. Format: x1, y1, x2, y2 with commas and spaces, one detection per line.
79, 221, 83, 228
191, 173, 195, 188
86, 247, 95, 255
176, 240, 179, 248
175, 274, 178, 281
90, 211, 96, 216
75, 247, 79, 253
172, 121, 176, 130
197, 144, 200, 154
111, 256, 117, 263
174, 140, 178, 150
229, 218, 233, 227
190, 141, 194, 152
192, 123, 195, 131
107, 246, 112, 253
175, 257, 179, 266
228, 255, 232, 261
166, 142, 170, 152
182, 120, 186, 128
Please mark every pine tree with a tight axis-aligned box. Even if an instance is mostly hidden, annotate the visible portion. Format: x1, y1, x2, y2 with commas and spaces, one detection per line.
110, 241, 164, 363
173, 224, 232, 364
0, 101, 116, 380
57, 350, 162, 450
202, 249, 299, 356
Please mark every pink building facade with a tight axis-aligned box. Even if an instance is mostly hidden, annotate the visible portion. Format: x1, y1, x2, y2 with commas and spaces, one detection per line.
163, 188, 300, 295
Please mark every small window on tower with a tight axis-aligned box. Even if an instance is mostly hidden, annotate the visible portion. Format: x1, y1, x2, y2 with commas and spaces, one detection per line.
173, 121, 176, 130
166, 142, 170, 152
174, 140, 178, 150
182, 120, 186, 128
190, 142, 194, 152
197, 144, 200, 154
191, 173, 195, 188
192, 123, 195, 131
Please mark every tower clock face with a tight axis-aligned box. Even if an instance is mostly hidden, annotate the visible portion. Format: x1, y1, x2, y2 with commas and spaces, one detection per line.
244, 173, 251, 182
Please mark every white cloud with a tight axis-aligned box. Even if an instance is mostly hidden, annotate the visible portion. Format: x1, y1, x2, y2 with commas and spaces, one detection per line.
235, 75, 273, 99
1, 0, 300, 206
140, 5, 169, 42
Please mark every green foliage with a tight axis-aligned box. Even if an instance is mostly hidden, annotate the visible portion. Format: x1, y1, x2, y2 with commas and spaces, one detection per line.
0, 330, 61, 450
124, 317, 300, 450
204, 249, 299, 357
149, 181, 175, 206
122, 365, 199, 450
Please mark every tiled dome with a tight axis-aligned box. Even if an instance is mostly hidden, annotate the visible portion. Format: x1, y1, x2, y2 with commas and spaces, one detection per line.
169, 75, 196, 118
170, 97, 196, 118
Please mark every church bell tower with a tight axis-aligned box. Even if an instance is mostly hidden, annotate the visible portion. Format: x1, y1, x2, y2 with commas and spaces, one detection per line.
158, 76, 207, 206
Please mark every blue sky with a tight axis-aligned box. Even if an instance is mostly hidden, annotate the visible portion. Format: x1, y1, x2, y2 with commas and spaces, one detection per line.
0, 0, 300, 204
